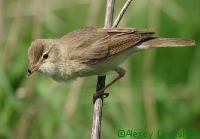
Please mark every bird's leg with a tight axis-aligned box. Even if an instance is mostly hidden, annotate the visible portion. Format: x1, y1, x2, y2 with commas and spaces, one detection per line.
93, 66, 126, 103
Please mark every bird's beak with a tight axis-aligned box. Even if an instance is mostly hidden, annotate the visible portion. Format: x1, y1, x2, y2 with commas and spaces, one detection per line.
27, 65, 39, 76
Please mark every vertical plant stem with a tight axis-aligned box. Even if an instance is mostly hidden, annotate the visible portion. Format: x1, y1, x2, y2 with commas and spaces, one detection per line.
2, 0, 26, 69
17, 0, 44, 139
92, 0, 133, 138
91, 1, 115, 139
0, 0, 4, 47
142, 0, 160, 138
104, 0, 115, 28
87, 0, 104, 26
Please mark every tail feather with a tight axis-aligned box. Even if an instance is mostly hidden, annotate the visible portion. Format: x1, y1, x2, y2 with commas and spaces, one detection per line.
141, 37, 195, 47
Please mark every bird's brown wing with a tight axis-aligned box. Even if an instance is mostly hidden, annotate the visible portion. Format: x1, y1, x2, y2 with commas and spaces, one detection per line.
68, 27, 155, 65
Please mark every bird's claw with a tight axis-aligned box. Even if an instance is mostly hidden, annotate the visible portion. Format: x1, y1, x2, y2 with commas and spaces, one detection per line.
93, 91, 109, 104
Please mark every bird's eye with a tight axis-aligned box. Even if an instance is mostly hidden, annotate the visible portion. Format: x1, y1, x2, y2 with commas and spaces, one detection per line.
43, 53, 49, 59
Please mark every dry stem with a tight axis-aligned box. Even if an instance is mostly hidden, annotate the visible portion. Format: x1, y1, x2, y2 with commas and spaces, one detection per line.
91, 1, 132, 139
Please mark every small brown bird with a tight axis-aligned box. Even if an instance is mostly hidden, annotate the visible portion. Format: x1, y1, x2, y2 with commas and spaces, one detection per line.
27, 27, 195, 101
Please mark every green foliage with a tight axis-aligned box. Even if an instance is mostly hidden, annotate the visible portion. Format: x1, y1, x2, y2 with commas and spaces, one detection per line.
0, 0, 200, 139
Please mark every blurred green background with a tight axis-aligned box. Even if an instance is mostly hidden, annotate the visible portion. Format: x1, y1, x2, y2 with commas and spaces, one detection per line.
0, 0, 200, 139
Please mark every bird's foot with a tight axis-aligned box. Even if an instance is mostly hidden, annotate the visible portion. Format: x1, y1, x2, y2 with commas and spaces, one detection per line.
93, 91, 109, 104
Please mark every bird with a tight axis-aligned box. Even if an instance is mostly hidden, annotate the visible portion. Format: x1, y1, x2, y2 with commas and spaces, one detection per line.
27, 26, 195, 102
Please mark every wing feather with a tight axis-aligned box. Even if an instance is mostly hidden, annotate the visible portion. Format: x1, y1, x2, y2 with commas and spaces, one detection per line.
67, 27, 154, 64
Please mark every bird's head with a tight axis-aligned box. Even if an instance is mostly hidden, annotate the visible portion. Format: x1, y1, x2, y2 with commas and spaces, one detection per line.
27, 39, 60, 77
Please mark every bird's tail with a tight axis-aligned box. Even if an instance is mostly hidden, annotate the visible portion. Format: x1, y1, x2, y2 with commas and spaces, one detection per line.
141, 37, 195, 47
